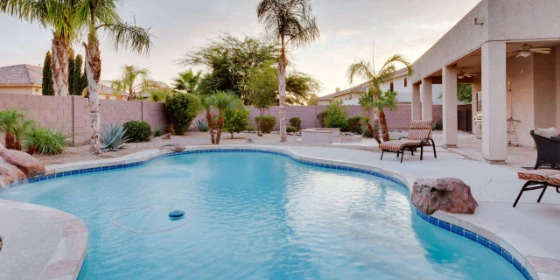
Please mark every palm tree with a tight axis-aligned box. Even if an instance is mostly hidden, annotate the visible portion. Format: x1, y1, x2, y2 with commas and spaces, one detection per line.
172, 69, 202, 94
348, 54, 413, 142
108, 65, 152, 100
1, 0, 84, 96
257, 0, 319, 142
212, 92, 233, 144
199, 95, 216, 144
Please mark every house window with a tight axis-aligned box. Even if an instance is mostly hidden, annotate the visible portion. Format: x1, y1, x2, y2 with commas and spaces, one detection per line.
390, 82, 394, 92
404, 78, 408, 88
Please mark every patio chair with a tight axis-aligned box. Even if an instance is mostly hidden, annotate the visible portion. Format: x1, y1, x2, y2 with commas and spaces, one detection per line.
379, 120, 437, 163
513, 169, 560, 207
531, 130, 560, 169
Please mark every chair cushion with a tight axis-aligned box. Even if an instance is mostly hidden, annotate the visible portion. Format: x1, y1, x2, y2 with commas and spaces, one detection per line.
534, 127, 558, 138
518, 169, 560, 182
380, 140, 422, 152
408, 120, 433, 140
547, 174, 560, 185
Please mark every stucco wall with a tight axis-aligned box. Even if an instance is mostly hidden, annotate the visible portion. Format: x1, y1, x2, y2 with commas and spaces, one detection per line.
507, 56, 535, 147
0, 93, 167, 145
0, 86, 41, 96
533, 53, 557, 129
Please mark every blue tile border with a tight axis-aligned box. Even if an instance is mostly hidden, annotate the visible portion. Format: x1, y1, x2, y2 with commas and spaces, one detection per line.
5, 148, 533, 280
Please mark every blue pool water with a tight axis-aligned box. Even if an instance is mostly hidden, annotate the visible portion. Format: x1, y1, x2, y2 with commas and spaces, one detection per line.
1, 152, 524, 280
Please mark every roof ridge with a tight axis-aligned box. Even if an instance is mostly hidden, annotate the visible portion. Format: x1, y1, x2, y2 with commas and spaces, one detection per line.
24, 65, 33, 84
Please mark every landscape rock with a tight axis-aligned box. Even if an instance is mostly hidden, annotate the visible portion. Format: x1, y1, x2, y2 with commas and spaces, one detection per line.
412, 178, 478, 215
160, 143, 185, 152
162, 133, 172, 140
0, 160, 26, 187
0, 146, 46, 177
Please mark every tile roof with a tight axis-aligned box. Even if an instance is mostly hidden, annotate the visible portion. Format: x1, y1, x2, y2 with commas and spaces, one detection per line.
0, 64, 43, 85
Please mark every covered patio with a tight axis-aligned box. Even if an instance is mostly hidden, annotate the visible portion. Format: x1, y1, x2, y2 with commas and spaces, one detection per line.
410, 0, 560, 164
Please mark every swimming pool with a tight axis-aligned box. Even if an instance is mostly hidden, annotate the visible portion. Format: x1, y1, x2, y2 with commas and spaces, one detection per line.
1, 151, 524, 280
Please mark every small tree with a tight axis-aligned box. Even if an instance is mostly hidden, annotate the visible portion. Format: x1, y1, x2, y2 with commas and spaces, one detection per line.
165, 93, 200, 135
213, 91, 234, 144
71, 54, 86, 95
323, 101, 348, 131
224, 97, 250, 139
42, 51, 54, 96
246, 67, 277, 136
199, 95, 216, 144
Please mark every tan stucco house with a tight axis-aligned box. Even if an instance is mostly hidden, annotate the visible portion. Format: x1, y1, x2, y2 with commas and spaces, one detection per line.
0, 64, 125, 100
409, 0, 560, 163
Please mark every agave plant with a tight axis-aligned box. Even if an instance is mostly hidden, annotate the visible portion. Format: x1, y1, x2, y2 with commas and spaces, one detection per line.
101, 124, 129, 151
195, 119, 209, 132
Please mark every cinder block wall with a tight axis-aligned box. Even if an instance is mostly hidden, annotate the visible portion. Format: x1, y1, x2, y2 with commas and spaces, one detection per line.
0, 93, 167, 145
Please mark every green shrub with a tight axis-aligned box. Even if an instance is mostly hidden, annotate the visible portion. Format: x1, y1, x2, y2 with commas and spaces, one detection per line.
347, 116, 368, 134
246, 125, 254, 131
123, 120, 152, 142
287, 126, 297, 133
361, 123, 372, 138
434, 119, 443, 130
224, 107, 250, 138
255, 115, 276, 133
165, 93, 200, 135
154, 128, 163, 137
317, 111, 327, 128
323, 101, 348, 131
24, 126, 67, 155
196, 119, 209, 132
289, 117, 301, 131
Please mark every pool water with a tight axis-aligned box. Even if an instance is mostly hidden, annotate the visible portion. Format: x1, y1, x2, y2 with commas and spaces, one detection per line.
0, 152, 524, 280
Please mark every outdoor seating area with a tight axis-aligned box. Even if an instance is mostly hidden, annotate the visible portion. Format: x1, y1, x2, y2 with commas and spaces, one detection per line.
379, 120, 437, 163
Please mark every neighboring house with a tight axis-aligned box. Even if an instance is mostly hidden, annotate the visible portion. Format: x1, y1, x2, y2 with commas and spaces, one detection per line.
318, 68, 443, 106
0, 64, 125, 100
0, 64, 43, 95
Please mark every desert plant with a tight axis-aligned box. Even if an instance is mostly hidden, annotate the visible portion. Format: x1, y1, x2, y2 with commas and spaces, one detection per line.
287, 126, 296, 133
289, 117, 301, 131
101, 124, 129, 151
0, 109, 28, 150
165, 93, 201, 135
224, 106, 250, 139
255, 116, 276, 133
123, 120, 152, 142
347, 116, 368, 134
199, 95, 216, 143
213, 92, 235, 144
323, 101, 348, 131
196, 119, 209, 132
434, 119, 443, 130
24, 126, 67, 155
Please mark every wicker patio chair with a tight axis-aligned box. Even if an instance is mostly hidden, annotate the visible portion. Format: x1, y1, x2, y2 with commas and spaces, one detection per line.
531, 130, 560, 169
379, 120, 437, 163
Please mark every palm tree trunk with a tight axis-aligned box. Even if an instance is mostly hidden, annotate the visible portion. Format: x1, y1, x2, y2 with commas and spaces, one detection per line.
51, 35, 70, 97
278, 49, 288, 142
87, 33, 102, 83
206, 111, 215, 144
216, 116, 224, 144
257, 108, 264, 137
379, 110, 390, 142
5, 133, 16, 150
84, 42, 101, 154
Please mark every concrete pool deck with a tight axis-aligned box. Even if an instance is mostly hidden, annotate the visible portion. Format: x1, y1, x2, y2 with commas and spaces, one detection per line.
0, 142, 559, 279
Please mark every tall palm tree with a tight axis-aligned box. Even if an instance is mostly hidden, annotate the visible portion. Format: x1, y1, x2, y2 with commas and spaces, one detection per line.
212, 91, 233, 144
257, 0, 319, 142
108, 65, 151, 100
172, 69, 202, 94
348, 54, 412, 142
1, 0, 84, 96
78, 0, 152, 153
199, 95, 216, 144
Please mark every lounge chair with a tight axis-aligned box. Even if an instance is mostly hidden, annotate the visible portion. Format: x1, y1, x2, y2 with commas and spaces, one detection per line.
531, 130, 560, 169
379, 120, 437, 163
513, 169, 560, 207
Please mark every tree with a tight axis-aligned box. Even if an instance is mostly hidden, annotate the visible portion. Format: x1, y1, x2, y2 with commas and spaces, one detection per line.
108, 65, 152, 100
165, 93, 200, 135
246, 67, 277, 136
285, 72, 320, 105
172, 69, 202, 94
458, 84, 472, 103
213, 91, 234, 144
1, 0, 85, 97
224, 97, 249, 139
71, 54, 86, 95
359, 89, 398, 140
68, 49, 75, 95
42, 51, 54, 96
307, 93, 318, 106
348, 54, 412, 143
257, 0, 320, 142
199, 95, 216, 144
179, 34, 279, 102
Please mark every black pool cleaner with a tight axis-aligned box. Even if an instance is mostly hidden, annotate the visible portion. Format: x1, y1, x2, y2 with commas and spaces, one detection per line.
169, 210, 185, 220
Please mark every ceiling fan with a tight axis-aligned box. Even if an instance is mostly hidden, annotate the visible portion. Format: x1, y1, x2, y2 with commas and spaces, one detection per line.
514, 44, 552, 58
458, 69, 477, 79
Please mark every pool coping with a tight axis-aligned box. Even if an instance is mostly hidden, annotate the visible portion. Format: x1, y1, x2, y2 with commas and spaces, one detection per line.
2, 145, 557, 280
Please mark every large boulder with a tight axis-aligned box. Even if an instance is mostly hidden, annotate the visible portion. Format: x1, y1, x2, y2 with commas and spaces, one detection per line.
412, 178, 478, 215
0, 146, 46, 177
0, 160, 26, 187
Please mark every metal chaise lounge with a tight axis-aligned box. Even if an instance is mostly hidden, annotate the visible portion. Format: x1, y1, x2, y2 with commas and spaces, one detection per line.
379, 120, 437, 163
513, 169, 560, 207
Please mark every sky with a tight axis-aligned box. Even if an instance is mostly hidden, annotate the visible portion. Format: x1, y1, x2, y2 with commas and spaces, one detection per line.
0, 0, 480, 96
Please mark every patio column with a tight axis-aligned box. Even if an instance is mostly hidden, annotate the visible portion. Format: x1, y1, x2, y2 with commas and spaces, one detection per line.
412, 83, 421, 120
443, 65, 458, 147
421, 77, 433, 121
481, 41, 507, 163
